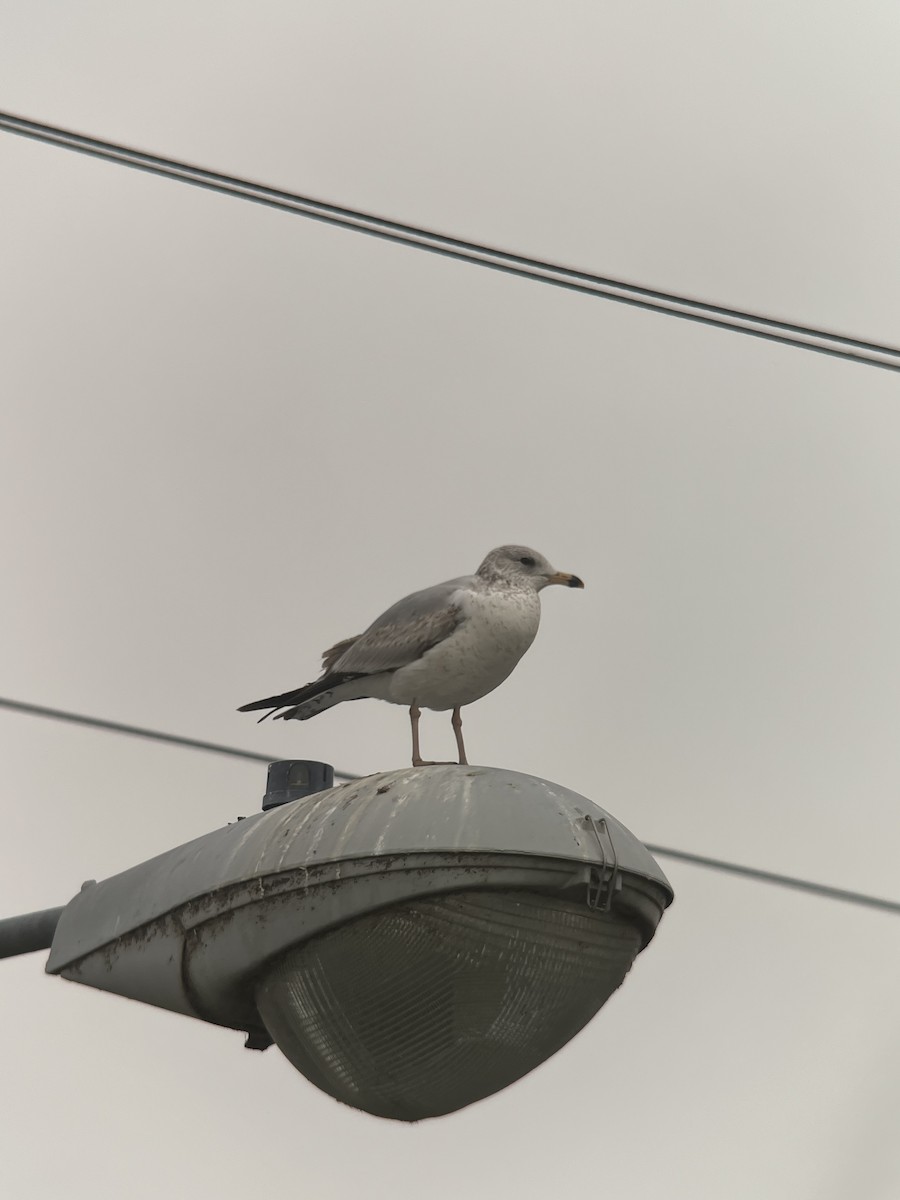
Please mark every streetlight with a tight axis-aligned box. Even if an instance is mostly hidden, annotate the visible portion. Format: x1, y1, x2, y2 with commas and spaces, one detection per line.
5, 762, 673, 1121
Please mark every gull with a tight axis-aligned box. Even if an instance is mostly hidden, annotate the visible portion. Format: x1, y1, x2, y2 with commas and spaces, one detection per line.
238, 545, 584, 766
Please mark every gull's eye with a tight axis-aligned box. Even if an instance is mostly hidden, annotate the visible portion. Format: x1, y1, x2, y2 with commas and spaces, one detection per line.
519, 555, 536, 568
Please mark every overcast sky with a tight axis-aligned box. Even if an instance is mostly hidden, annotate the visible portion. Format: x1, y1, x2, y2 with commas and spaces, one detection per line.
2, 3, 899, 1198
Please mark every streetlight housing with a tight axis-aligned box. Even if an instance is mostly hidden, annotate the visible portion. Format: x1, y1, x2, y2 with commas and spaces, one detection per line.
46, 764, 672, 1120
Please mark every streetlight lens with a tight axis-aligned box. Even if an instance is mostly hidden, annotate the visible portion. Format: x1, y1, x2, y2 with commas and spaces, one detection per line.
255, 889, 642, 1120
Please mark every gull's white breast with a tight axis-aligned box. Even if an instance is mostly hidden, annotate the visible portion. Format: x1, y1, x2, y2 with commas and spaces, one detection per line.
386, 585, 542, 711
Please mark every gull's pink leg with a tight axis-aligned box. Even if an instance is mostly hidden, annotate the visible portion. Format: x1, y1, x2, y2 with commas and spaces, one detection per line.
409, 704, 455, 766
410, 704, 426, 767
451, 707, 468, 765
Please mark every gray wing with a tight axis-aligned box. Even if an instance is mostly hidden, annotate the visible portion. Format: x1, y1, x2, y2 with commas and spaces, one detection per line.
324, 575, 474, 676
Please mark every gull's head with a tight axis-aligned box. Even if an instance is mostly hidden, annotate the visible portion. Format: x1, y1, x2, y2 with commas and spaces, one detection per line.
476, 545, 585, 592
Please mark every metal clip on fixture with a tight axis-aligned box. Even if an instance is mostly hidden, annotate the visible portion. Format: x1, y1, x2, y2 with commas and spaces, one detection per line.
585, 816, 620, 912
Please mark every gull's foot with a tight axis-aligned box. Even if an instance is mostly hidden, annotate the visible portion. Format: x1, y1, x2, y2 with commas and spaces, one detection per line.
411, 757, 457, 767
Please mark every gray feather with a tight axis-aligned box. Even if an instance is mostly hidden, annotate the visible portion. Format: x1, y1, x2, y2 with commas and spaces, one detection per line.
327, 576, 471, 676
320, 635, 360, 674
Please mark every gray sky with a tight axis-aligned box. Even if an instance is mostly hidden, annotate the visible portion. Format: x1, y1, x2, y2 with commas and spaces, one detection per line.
2, 2, 899, 1197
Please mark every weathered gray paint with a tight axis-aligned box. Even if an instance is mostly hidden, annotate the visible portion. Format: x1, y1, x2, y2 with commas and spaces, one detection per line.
46, 766, 673, 1033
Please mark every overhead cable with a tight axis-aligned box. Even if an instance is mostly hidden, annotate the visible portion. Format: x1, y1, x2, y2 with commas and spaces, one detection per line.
1, 110, 898, 373
2, 695, 899, 915
0, 696, 358, 779
641, 843, 900, 915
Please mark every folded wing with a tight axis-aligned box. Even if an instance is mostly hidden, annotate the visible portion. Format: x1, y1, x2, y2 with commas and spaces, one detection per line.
237, 576, 471, 720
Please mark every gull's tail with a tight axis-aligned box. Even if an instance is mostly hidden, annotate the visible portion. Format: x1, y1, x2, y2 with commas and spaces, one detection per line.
237, 673, 366, 723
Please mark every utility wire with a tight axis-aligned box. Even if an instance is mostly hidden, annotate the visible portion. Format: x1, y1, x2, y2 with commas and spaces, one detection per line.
0, 697, 358, 780
2, 109, 899, 374
641, 844, 900, 915
3, 695, 899, 916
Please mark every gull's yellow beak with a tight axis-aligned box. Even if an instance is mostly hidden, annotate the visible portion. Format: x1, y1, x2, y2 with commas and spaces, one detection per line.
545, 571, 585, 589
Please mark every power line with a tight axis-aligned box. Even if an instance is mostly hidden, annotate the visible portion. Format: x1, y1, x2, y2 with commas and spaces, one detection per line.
0, 696, 358, 779
2, 109, 899, 374
2, 695, 898, 916
641, 844, 900, 915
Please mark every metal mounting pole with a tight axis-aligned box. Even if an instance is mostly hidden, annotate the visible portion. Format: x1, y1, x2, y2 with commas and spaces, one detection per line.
0, 907, 65, 959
